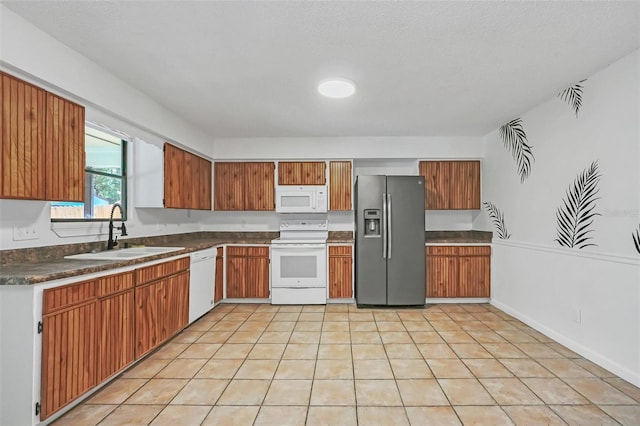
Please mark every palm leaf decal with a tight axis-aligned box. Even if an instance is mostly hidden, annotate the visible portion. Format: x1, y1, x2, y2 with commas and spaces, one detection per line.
499, 118, 535, 183
633, 225, 640, 255
558, 79, 586, 117
554, 161, 602, 249
483, 201, 511, 240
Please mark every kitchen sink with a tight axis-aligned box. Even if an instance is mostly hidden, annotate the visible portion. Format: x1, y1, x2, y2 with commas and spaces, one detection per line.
64, 246, 185, 261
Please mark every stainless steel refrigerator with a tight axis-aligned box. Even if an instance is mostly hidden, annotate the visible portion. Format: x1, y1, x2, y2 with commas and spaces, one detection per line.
355, 175, 425, 306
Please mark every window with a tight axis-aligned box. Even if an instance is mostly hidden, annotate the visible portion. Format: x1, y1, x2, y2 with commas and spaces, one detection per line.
51, 126, 127, 221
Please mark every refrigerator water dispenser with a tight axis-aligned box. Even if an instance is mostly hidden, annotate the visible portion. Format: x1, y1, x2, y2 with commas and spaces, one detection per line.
363, 209, 380, 237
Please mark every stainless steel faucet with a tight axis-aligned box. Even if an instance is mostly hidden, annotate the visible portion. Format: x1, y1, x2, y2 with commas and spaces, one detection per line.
107, 203, 127, 250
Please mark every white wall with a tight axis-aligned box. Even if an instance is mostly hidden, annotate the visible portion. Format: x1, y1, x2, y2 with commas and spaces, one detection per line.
0, 5, 216, 250
478, 50, 640, 385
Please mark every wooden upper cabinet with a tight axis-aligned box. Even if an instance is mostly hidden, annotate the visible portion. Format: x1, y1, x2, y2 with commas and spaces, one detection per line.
45, 92, 85, 202
419, 160, 480, 210
214, 162, 245, 210
1, 72, 85, 202
164, 143, 212, 210
329, 161, 352, 210
245, 162, 275, 211
164, 143, 184, 208
278, 161, 326, 185
215, 162, 275, 211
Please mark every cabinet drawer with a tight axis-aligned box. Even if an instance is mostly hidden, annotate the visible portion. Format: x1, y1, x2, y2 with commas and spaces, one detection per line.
329, 245, 352, 257
135, 257, 189, 285
43, 279, 96, 314
247, 246, 269, 257
96, 271, 134, 297
457, 246, 491, 256
226, 246, 248, 257
426, 246, 459, 256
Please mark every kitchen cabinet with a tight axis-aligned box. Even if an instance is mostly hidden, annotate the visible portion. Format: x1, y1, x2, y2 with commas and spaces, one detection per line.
215, 247, 224, 302
135, 257, 190, 357
96, 272, 135, 382
419, 160, 480, 210
164, 143, 212, 210
328, 245, 353, 298
214, 162, 275, 211
278, 161, 326, 185
40, 280, 97, 420
225, 246, 270, 298
426, 246, 490, 298
329, 161, 352, 211
1, 72, 84, 202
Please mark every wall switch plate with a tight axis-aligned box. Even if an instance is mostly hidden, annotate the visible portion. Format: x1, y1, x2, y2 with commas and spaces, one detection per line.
572, 307, 582, 324
13, 225, 40, 241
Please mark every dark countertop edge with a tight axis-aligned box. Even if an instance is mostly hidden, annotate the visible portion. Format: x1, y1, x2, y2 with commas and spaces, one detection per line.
327, 239, 355, 244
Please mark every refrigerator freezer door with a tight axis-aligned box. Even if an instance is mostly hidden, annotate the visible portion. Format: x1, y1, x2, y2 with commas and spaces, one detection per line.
355, 175, 388, 305
386, 176, 426, 305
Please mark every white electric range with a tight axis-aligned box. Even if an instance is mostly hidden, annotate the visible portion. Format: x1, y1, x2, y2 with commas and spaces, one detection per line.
270, 219, 328, 304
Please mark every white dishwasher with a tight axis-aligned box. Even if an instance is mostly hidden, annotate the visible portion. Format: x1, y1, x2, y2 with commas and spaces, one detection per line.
189, 248, 217, 323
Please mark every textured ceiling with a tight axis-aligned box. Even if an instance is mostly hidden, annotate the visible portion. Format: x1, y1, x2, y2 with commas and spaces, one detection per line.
4, 1, 640, 138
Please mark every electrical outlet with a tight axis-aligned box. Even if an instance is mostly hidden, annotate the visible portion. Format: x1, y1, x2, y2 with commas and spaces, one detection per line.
13, 225, 40, 241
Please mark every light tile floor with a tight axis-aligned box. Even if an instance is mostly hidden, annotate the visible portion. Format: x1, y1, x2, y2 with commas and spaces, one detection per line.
53, 303, 640, 425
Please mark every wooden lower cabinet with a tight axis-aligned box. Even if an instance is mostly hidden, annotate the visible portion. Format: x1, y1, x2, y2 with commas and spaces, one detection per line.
426, 246, 491, 298
40, 258, 190, 420
215, 247, 224, 302
225, 246, 270, 298
96, 272, 135, 382
328, 245, 353, 298
135, 258, 189, 357
41, 282, 97, 420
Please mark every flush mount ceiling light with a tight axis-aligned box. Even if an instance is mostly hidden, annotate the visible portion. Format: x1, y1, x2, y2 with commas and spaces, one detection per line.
318, 78, 356, 98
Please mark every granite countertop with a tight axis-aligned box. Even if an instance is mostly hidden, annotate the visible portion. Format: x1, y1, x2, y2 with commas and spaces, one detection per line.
1, 230, 491, 286
0, 232, 277, 286
425, 230, 493, 244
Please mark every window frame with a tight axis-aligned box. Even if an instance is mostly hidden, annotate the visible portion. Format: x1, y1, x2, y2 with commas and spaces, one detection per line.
50, 125, 128, 222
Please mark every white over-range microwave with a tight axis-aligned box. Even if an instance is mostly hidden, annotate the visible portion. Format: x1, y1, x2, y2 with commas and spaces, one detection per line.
275, 185, 328, 213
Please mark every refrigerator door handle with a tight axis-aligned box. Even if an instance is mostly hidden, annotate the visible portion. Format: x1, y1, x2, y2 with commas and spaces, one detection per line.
382, 193, 387, 259
387, 194, 392, 259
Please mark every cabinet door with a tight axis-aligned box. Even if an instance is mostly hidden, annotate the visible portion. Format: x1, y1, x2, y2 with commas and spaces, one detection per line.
278, 161, 326, 185
458, 246, 491, 297
245, 162, 275, 211
329, 245, 353, 298
420, 161, 480, 210
329, 161, 352, 211
45, 92, 85, 202
199, 156, 212, 210
185, 150, 197, 209
245, 247, 270, 298
0, 72, 46, 200
215, 247, 224, 302
226, 246, 247, 297
214, 162, 245, 210
40, 302, 97, 420
425, 247, 459, 297
165, 271, 190, 336
420, 161, 450, 210
135, 281, 161, 357
97, 289, 135, 382
450, 161, 481, 209
164, 143, 185, 208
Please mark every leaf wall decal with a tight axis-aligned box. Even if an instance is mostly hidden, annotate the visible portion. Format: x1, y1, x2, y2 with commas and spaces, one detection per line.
482, 201, 511, 240
498, 118, 535, 183
558, 79, 586, 117
633, 225, 640, 255
554, 160, 602, 249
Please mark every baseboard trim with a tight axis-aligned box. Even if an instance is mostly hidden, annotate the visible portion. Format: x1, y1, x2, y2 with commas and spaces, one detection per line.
426, 297, 490, 304
491, 298, 640, 387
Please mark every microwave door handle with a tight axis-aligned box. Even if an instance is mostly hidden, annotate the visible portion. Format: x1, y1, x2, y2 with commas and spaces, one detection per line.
387, 194, 393, 259
311, 191, 316, 210
382, 193, 387, 259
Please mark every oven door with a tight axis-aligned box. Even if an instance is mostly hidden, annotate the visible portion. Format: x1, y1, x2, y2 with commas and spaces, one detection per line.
271, 244, 327, 288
